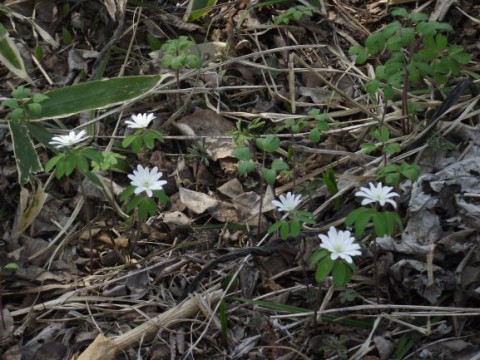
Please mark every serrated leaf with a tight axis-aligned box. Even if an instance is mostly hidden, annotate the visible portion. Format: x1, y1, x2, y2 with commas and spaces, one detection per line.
384, 142, 401, 155
238, 160, 257, 175
365, 31, 385, 55
262, 168, 277, 185
232, 146, 251, 161
391, 7, 408, 18
271, 158, 289, 172
256, 135, 280, 153
8, 120, 43, 184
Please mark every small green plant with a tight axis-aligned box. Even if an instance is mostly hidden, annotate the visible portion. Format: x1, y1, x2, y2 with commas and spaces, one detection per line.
122, 113, 164, 154
307, 109, 330, 144
45, 130, 103, 179
311, 227, 361, 286
229, 119, 265, 147
377, 161, 420, 187
91, 150, 126, 172
361, 126, 401, 156
346, 182, 403, 237
160, 36, 202, 70
187, 140, 210, 166
1, 86, 49, 121
349, 7, 471, 100
269, 192, 315, 239
320, 335, 349, 359
274, 5, 313, 25
120, 165, 169, 220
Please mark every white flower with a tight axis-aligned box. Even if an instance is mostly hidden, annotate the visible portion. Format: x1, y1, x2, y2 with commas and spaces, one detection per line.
272, 192, 302, 213
319, 226, 361, 264
128, 165, 167, 197
355, 182, 399, 208
125, 113, 155, 129
49, 130, 88, 149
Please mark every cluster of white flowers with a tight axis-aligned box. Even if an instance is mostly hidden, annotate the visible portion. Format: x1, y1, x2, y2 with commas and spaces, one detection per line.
48, 114, 167, 197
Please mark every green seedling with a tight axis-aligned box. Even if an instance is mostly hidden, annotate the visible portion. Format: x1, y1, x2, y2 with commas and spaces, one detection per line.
274, 5, 313, 25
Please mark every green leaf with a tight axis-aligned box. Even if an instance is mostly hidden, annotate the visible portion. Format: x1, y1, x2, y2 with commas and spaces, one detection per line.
12, 86, 31, 99
62, 27, 73, 46
373, 211, 388, 236
0, 23, 33, 84
120, 185, 136, 202
256, 135, 280, 153
27, 102, 42, 114
346, 207, 374, 237
365, 80, 380, 97
384, 142, 401, 155
391, 7, 408, 18
8, 120, 43, 184
238, 160, 257, 175
268, 221, 283, 234
315, 256, 334, 283
232, 147, 251, 161
365, 31, 385, 56
10, 108, 24, 121
45, 154, 64, 173
399, 162, 420, 181
332, 261, 354, 286
435, 33, 447, 51
138, 197, 157, 220
309, 128, 321, 143
262, 168, 277, 185
32, 93, 49, 103
26, 75, 162, 120
280, 221, 290, 239
271, 158, 289, 172
290, 219, 301, 236
408, 11, 428, 23
310, 249, 328, 266
349, 45, 368, 64
2, 98, 18, 109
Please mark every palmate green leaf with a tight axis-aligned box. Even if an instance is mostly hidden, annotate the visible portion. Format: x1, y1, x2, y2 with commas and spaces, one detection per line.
138, 197, 158, 220
0, 23, 33, 84
346, 207, 374, 237
26, 75, 162, 120
400, 162, 420, 181
8, 120, 43, 184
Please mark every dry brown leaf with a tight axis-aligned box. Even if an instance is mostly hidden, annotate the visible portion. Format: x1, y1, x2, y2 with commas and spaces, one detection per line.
179, 187, 219, 214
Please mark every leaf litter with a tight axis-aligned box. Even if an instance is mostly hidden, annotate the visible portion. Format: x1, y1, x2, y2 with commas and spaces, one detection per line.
0, 0, 480, 359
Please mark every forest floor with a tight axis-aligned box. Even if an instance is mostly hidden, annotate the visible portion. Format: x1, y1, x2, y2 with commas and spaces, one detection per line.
0, 0, 480, 359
